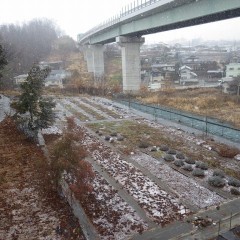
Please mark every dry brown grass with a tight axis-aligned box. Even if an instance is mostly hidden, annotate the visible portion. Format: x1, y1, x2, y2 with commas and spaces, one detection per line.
139, 88, 240, 127
213, 144, 240, 158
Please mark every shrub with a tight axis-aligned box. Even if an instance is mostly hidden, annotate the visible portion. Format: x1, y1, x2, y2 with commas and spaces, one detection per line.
110, 132, 118, 137
176, 152, 185, 159
167, 149, 177, 155
164, 154, 175, 162
195, 161, 203, 167
138, 142, 149, 148
150, 146, 157, 152
159, 145, 169, 151
182, 164, 193, 171
192, 168, 205, 177
208, 176, 225, 188
213, 169, 225, 178
196, 161, 208, 170
104, 135, 110, 141
217, 145, 239, 158
174, 159, 184, 167
230, 188, 240, 195
51, 117, 95, 200
117, 135, 124, 141
185, 158, 195, 164
228, 177, 240, 187
204, 163, 210, 170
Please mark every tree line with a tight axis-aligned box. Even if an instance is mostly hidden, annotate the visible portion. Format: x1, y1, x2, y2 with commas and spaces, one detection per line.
0, 19, 60, 88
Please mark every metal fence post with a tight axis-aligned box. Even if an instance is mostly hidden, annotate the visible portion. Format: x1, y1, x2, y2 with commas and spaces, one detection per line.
205, 116, 208, 136
230, 212, 232, 230
154, 107, 157, 122
218, 220, 221, 236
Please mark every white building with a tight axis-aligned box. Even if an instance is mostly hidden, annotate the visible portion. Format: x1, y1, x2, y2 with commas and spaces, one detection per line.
44, 70, 71, 88
179, 65, 198, 85
226, 63, 240, 78
14, 60, 71, 88
14, 74, 28, 85
148, 82, 161, 91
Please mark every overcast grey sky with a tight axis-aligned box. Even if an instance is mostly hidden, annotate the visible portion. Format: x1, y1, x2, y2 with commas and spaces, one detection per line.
1, 0, 240, 43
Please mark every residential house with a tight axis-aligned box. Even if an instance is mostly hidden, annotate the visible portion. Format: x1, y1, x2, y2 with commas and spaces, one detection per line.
226, 63, 240, 78
151, 63, 176, 81
14, 74, 28, 85
39, 61, 63, 70
218, 77, 235, 94
183, 55, 201, 71
207, 70, 223, 79
14, 61, 71, 88
44, 69, 71, 88
179, 65, 198, 85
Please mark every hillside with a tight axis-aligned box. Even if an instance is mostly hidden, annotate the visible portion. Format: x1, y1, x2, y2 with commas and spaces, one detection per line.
0, 117, 85, 239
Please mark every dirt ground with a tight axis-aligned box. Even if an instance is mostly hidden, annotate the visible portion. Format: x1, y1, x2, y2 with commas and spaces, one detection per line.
0, 118, 85, 240
1, 94, 240, 240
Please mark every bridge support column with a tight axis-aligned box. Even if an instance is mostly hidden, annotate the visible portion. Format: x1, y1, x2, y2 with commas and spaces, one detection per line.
83, 44, 104, 78
117, 36, 145, 92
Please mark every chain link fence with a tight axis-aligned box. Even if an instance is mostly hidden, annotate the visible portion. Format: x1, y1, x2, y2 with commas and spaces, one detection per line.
216, 212, 240, 237
115, 98, 240, 143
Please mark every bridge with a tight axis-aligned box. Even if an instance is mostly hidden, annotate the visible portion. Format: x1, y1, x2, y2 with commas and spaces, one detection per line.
77, 0, 240, 92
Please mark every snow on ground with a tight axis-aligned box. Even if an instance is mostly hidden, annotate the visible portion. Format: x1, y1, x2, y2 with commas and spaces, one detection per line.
4, 186, 60, 239
43, 96, 239, 238
70, 97, 113, 120
80, 129, 189, 225
93, 97, 138, 119
42, 125, 62, 135
130, 153, 224, 208
0, 95, 11, 122
87, 171, 148, 240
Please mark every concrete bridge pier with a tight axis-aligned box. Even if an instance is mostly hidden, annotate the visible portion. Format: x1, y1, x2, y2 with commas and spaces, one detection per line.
83, 44, 104, 78
117, 36, 145, 92
82, 45, 88, 61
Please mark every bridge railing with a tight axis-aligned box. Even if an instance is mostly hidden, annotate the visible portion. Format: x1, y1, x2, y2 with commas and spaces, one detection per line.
78, 0, 164, 43
120, 0, 162, 17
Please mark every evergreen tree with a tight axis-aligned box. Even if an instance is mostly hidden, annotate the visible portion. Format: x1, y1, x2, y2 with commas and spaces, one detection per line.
0, 43, 7, 87
15, 65, 56, 131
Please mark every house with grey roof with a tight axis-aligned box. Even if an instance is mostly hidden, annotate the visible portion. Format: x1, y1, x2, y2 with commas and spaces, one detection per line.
44, 69, 71, 88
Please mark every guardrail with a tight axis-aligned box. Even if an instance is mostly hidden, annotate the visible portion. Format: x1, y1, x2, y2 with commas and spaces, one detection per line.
115, 98, 240, 143
78, 0, 164, 43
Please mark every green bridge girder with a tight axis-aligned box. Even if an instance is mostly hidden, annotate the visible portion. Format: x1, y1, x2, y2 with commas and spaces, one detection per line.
78, 0, 240, 45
